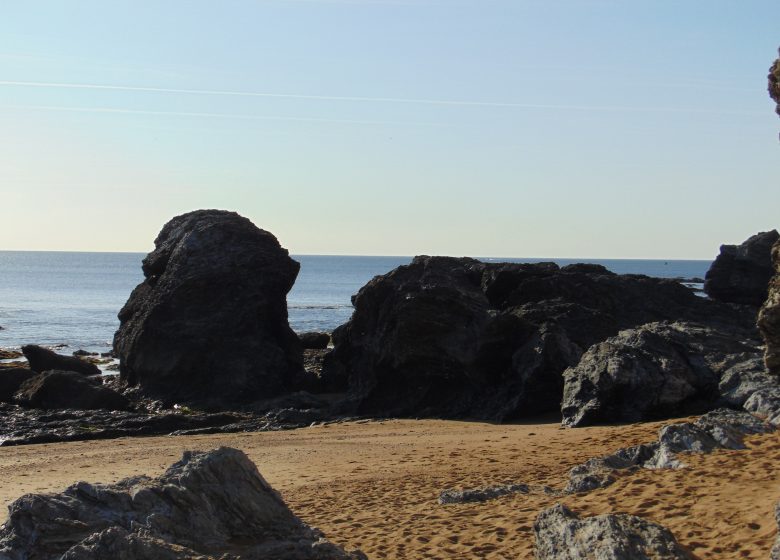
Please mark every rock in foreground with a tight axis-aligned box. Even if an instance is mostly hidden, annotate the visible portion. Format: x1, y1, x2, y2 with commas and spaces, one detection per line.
704, 230, 778, 306
114, 210, 304, 407
0, 447, 364, 560
534, 503, 692, 560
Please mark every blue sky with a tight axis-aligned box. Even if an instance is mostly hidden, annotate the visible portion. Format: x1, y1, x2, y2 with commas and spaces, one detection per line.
1, 0, 778, 258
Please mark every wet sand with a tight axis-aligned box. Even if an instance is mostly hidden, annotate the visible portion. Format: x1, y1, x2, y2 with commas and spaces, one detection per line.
0, 417, 777, 559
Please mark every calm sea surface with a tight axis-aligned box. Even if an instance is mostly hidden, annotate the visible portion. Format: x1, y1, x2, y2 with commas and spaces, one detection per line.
0, 252, 711, 353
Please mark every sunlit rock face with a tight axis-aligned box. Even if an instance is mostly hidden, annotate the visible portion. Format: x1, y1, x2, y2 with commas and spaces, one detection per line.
114, 210, 303, 407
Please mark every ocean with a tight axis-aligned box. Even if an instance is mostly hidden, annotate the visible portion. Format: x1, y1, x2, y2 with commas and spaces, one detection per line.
0, 251, 711, 354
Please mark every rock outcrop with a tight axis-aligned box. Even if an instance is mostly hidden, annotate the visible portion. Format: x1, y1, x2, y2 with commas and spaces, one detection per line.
113, 210, 304, 407
704, 230, 779, 305
0, 447, 365, 560
0, 368, 36, 403
323, 256, 755, 420
534, 503, 692, 560
14, 370, 130, 411
759, 239, 780, 376
22, 345, 101, 377
561, 321, 763, 427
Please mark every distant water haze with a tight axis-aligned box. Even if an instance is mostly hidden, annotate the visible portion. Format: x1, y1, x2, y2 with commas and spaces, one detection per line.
0, 251, 710, 354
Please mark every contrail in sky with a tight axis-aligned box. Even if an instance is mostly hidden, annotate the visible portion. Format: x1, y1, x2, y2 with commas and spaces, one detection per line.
0, 104, 447, 127
0, 79, 763, 116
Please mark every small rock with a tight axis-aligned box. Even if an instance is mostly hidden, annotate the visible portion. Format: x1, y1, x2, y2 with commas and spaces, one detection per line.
22, 345, 101, 377
14, 370, 130, 411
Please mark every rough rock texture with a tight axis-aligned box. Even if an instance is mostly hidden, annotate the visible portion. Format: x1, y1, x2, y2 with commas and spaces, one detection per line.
704, 230, 779, 306
565, 444, 658, 494
323, 256, 754, 420
0, 368, 36, 403
534, 503, 692, 560
14, 370, 130, 411
0, 447, 365, 560
744, 386, 780, 425
438, 483, 558, 505
561, 321, 763, 427
113, 210, 304, 407
643, 409, 770, 469
758, 238, 780, 376
298, 332, 331, 350
22, 345, 101, 377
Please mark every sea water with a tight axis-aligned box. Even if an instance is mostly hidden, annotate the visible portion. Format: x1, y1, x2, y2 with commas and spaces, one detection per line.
0, 251, 710, 354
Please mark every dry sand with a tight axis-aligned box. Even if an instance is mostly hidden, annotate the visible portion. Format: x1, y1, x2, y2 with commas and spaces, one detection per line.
0, 417, 778, 559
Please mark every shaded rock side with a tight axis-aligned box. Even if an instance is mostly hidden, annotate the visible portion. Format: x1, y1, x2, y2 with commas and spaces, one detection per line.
534, 503, 692, 560
704, 230, 779, 306
323, 256, 754, 420
14, 370, 130, 411
0, 368, 36, 403
0, 447, 364, 560
561, 321, 763, 427
759, 238, 780, 376
22, 345, 101, 377
113, 210, 304, 407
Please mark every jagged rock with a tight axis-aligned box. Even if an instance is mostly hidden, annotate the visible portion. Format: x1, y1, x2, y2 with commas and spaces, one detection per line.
324, 256, 754, 420
534, 503, 692, 560
113, 210, 304, 407
565, 444, 658, 493
13, 370, 130, 411
561, 322, 761, 427
744, 386, 780, 425
22, 345, 101, 377
0, 447, 365, 560
717, 357, 775, 406
0, 368, 36, 403
704, 230, 779, 305
644, 409, 770, 469
759, 238, 780, 376
298, 332, 331, 350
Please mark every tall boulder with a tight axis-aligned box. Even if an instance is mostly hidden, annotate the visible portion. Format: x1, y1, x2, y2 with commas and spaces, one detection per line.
323, 256, 755, 420
703, 230, 779, 306
759, 240, 780, 375
113, 210, 303, 407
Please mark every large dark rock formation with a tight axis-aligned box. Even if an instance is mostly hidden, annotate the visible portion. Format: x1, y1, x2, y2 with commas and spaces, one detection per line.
561, 321, 764, 427
0, 447, 364, 560
22, 345, 101, 377
14, 370, 130, 411
534, 504, 692, 560
113, 210, 304, 407
704, 230, 779, 305
323, 256, 755, 420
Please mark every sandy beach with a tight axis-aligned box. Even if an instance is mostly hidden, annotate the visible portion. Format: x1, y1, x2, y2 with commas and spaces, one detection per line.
1, 417, 777, 559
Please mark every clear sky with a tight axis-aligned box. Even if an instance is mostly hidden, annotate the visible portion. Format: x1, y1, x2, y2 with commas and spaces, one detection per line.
1, 0, 778, 258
